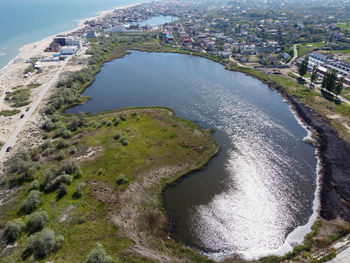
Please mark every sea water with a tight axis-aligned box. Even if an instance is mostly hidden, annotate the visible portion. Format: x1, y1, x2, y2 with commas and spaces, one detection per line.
0, 0, 147, 70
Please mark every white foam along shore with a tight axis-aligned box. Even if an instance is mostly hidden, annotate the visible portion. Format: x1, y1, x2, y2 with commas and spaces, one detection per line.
0, 2, 143, 75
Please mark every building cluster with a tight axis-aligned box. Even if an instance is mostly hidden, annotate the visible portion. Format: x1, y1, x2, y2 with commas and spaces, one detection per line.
306, 52, 350, 86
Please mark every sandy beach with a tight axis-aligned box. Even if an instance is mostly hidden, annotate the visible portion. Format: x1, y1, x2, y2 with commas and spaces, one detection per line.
0, 3, 141, 167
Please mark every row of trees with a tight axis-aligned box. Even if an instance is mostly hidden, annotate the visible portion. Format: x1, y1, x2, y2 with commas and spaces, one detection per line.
298, 56, 344, 98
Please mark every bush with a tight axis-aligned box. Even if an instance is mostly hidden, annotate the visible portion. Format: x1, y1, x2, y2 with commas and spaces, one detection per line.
24, 228, 64, 260
113, 133, 121, 140
120, 138, 129, 146
30, 180, 40, 190
60, 159, 80, 175
44, 174, 72, 192
58, 184, 68, 198
55, 152, 65, 161
73, 182, 86, 199
3, 219, 25, 243
68, 116, 82, 131
120, 114, 127, 121
42, 140, 53, 150
50, 114, 60, 122
116, 174, 129, 186
86, 243, 114, 263
106, 120, 112, 126
61, 129, 72, 139
20, 190, 42, 214
56, 138, 68, 149
42, 120, 54, 132
26, 211, 49, 234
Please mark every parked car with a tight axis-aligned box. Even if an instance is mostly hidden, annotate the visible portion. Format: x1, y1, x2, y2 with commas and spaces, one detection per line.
6, 146, 12, 152
26, 107, 30, 112
20, 114, 24, 118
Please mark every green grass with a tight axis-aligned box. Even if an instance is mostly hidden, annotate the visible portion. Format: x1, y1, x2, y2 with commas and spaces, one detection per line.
0, 109, 20, 116
0, 109, 219, 262
297, 42, 325, 57
6, 88, 31, 108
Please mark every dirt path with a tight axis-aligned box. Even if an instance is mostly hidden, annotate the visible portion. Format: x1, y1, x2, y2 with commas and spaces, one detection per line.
0, 57, 71, 161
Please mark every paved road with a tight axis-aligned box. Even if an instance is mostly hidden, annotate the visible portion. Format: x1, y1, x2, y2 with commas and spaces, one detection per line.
0, 58, 70, 162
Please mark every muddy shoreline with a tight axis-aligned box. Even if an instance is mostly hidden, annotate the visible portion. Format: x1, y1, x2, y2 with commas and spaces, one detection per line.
270, 82, 350, 221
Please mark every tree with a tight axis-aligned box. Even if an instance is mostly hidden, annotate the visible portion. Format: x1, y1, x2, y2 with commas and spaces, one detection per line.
310, 65, 318, 87
298, 56, 309, 78
334, 77, 344, 99
322, 69, 338, 92
327, 69, 338, 92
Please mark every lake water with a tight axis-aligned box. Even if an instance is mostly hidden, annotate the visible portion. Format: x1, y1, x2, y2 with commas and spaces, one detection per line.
68, 51, 318, 260
0, 0, 148, 71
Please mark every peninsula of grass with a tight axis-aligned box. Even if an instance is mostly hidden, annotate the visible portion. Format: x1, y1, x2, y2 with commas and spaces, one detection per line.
0, 108, 219, 262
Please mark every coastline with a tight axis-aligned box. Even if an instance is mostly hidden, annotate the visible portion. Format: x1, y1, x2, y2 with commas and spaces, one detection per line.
0, 2, 142, 75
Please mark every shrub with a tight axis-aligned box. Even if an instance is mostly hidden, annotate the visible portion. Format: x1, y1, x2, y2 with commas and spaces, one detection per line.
20, 190, 42, 214
60, 159, 80, 175
56, 138, 68, 149
106, 120, 112, 126
113, 133, 121, 140
24, 228, 63, 260
58, 184, 68, 198
45, 174, 72, 192
120, 114, 127, 121
68, 116, 81, 131
3, 219, 25, 243
116, 174, 129, 186
30, 180, 40, 190
113, 118, 120, 126
42, 120, 54, 132
73, 182, 86, 199
55, 152, 65, 161
61, 129, 72, 139
120, 138, 129, 146
26, 211, 49, 234
98, 168, 103, 175
86, 243, 114, 263
101, 119, 108, 125
42, 140, 53, 150
42, 148, 53, 156
50, 114, 60, 122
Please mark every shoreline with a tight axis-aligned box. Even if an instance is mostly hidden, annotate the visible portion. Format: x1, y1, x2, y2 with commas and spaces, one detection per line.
64, 45, 338, 261
0, 2, 142, 75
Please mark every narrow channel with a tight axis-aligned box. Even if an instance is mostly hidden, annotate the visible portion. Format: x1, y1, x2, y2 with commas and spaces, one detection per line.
67, 51, 318, 260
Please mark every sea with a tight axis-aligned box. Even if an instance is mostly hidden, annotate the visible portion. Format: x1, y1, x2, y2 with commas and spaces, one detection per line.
0, 0, 147, 71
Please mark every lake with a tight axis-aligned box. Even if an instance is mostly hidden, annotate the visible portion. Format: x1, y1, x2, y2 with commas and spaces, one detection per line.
68, 51, 318, 260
